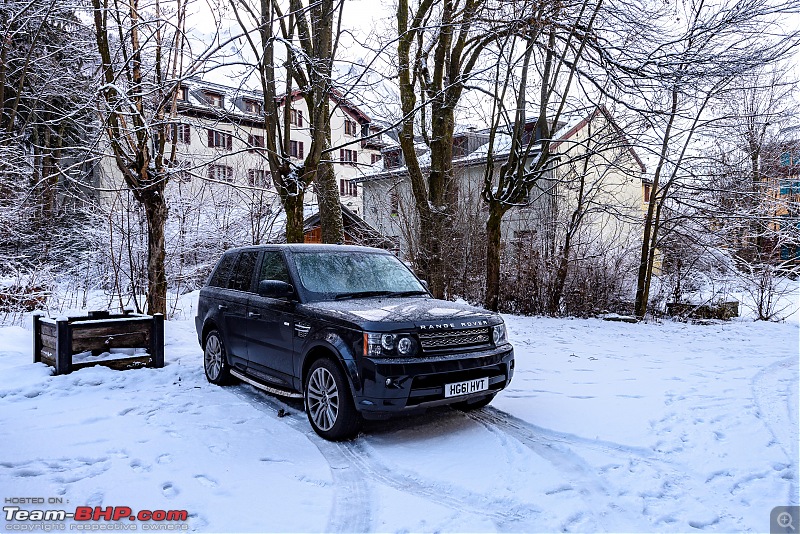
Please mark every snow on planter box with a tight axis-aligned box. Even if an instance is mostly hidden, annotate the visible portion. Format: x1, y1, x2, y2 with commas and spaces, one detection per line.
32, 310, 164, 375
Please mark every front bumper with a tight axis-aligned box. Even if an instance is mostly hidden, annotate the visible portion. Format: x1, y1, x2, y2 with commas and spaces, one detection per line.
354, 344, 514, 419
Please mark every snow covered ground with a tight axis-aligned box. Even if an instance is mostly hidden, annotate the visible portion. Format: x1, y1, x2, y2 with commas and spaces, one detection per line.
1, 295, 798, 532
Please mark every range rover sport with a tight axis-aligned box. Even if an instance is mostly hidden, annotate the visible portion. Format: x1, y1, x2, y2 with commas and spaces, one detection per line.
195, 244, 515, 440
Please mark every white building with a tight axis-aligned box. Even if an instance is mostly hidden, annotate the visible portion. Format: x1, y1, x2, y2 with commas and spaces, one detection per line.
95, 78, 386, 218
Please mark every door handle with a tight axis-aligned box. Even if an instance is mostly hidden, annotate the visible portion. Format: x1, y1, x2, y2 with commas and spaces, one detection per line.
218, 304, 228, 311
248, 312, 261, 318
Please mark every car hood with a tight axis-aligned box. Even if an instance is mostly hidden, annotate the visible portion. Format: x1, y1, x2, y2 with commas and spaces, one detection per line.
298, 296, 499, 331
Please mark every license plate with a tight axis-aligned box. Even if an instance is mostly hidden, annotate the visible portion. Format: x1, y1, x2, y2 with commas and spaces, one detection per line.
444, 377, 488, 398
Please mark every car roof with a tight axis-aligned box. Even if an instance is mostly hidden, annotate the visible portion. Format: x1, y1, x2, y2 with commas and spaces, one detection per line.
222, 243, 391, 255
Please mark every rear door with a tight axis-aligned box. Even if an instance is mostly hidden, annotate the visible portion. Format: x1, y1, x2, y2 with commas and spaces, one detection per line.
216, 250, 258, 369
246, 250, 298, 386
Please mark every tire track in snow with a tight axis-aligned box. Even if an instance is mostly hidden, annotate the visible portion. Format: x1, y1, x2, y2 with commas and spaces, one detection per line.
466, 406, 663, 530
232, 386, 538, 530
336, 438, 540, 530
229, 386, 372, 533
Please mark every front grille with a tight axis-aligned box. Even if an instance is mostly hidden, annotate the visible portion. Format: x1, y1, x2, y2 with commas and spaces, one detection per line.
418, 327, 491, 352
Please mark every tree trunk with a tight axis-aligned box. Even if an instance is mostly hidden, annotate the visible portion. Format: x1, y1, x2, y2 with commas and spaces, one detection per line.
283, 193, 305, 243
144, 190, 167, 315
316, 157, 344, 243
485, 204, 504, 311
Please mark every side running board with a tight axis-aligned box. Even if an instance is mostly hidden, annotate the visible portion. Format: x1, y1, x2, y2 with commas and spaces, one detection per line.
230, 369, 303, 399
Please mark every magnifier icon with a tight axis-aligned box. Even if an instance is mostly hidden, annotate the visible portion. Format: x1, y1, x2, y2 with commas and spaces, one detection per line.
778, 512, 795, 531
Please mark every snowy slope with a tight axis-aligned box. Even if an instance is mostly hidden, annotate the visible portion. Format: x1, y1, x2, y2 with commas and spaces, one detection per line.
1, 306, 797, 532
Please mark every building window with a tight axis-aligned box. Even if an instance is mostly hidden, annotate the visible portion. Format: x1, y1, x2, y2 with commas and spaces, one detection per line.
290, 140, 304, 159
244, 99, 262, 114
207, 129, 232, 150
780, 180, 800, 195
780, 152, 792, 166
247, 169, 271, 188
383, 149, 401, 169
248, 134, 265, 152
208, 164, 233, 182
344, 119, 358, 137
204, 91, 224, 108
643, 183, 651, 203
339, 148, 357, 166
166, 123, 191, 144
389, 188, 399, 216
340, 179, 357, 197
291, 109, 303, 127
177, 86, 189, 102
371, 153, 382, 165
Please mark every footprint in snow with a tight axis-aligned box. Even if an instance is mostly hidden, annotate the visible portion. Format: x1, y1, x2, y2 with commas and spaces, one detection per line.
161, 483, 179, 498
194, 475, 218, 488
156, 454, 172, 464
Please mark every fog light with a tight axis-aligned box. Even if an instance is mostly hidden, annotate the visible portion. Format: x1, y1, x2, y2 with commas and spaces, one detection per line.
385, 378, 392, 386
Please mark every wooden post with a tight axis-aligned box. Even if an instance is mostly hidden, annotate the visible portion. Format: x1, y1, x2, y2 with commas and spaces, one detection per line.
32, 313, 43, 363
55, 318, 72, 375
151, 313, 164, 368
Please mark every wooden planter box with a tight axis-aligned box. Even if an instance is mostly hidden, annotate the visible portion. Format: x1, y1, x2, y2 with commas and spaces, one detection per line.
32, 311, 164, 375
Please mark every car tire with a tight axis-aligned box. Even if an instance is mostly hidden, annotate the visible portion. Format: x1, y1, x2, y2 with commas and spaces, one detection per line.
203, 330, 234, 385
453, 392, 496, 411
304, 358, 361, 441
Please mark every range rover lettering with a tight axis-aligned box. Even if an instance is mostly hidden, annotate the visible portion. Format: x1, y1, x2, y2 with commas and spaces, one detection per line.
195, 244, 515, 441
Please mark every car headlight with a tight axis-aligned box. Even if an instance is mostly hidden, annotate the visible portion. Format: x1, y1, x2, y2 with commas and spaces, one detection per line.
364, 332, 417, 357
492, 323, 507, 345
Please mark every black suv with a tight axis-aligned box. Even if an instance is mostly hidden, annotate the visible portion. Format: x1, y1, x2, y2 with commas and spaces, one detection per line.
195, 244, 514, 440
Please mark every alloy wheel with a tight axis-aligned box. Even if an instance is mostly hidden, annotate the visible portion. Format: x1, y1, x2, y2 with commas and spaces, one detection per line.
306, 367, 340, 431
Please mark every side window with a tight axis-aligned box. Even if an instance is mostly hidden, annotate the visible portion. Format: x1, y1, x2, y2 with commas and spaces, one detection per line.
259, 251, 291, 284
208, 253, 236, 288
227, 251, 258, 292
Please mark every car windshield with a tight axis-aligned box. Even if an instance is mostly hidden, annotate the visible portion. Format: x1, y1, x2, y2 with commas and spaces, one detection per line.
292, 250, 427, 300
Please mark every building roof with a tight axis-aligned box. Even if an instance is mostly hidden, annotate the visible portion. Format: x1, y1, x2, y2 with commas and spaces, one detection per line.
176, 78, 376, 128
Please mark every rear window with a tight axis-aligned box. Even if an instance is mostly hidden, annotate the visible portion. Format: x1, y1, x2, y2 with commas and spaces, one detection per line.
228, 251, 259, 292
208, 253, 236, 288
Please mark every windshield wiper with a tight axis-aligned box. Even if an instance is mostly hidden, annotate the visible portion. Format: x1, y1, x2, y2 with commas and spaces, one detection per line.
386, 290, 428, 297
333, 290, 393, 300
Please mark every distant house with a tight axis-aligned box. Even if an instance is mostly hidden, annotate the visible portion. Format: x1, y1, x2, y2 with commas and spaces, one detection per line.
359, 107, 647, 261
761, 139, 800, 262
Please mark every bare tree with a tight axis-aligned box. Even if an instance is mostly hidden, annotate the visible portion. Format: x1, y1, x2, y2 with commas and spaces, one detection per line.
396, 0, 502, 298
592, 0, 800, 318
90, 0, 198, 314
477, 0, 603, 311
231, 0, 346, 243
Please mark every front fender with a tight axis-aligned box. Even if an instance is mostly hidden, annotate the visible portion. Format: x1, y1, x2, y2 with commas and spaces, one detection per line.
298, 327, 363, 395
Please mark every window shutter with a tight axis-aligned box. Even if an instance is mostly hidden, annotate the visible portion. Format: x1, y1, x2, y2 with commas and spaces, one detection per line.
207, 129, 214, 147
226, 133, 232, 150
353, 183, 358, 197
299, 142, 304, 159
298, 111, 303, 127
182, 125, 190, 144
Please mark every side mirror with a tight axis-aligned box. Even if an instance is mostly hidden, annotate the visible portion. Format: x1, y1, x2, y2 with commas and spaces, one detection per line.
258, 280, 294, 299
